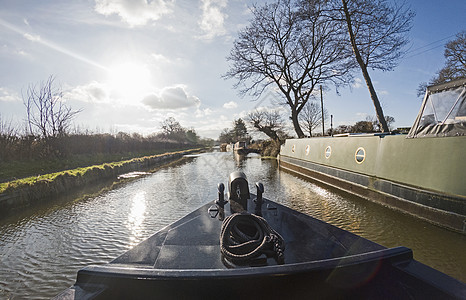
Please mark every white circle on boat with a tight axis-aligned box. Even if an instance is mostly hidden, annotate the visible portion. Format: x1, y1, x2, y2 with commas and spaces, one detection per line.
325, 146, 331, 159
355, 147, 366, 164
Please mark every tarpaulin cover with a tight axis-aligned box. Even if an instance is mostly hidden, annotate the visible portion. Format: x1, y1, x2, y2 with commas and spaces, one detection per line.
408, 78, 466, 138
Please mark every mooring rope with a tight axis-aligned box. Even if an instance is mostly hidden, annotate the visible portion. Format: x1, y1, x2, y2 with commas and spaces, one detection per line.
220, 212, 285, 264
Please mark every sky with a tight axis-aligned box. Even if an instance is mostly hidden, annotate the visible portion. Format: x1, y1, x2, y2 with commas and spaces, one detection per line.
0, 0, 465, 139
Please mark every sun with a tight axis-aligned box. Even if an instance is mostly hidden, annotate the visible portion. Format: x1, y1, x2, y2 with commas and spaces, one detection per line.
107, 62, 152, 101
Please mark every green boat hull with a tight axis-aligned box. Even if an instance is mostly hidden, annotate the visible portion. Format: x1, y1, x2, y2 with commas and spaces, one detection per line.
279, 134, 466, 233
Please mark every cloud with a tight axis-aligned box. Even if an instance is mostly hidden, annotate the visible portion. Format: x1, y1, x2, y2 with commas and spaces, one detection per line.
250, 105, 287, 114
356, 112, 369, 119
352, 78, 362, 89
194, 121, 229, 139
94, 0, 173, 27
17, 50, 28, 56
195, 108, 213, 118
223, 101, 237, 109
23, 33, 41, 42
150, 53, 171, 64
198, 0, 227, 39
142, 86, 200, 110
66, 81, 109, 103
0, 87, 20, 102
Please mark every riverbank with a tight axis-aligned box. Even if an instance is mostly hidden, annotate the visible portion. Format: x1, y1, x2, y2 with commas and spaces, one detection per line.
248, 140, 281, 157
0, 147, 197, 183
0, 148, 203, 218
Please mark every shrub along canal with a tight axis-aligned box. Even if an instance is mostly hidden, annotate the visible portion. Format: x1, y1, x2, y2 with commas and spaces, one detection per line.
0, 151, 465, 299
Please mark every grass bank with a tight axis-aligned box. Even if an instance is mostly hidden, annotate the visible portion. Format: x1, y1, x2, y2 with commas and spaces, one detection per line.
0, 148, 203, 218
0, 148, 195, 183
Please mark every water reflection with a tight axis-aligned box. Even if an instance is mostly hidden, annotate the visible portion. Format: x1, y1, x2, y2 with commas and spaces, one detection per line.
233, 151, 246, 167
276, 171, 365, 234
126, 191, 146, 247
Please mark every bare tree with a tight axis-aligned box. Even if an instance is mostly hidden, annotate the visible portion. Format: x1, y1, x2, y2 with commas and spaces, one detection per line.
23, 75, 81, 138
0, 114, 19, 162
225, 0, 352, 138
366, 115, 395, 131
0, 114, 18, 138
332, 124, 353, 134
442, 31, 466, 77
247, 110, 285, 142
218, 128, 234, 144
160, 117, 186, 141
385, 115, 395, 131
352, 120, 374, 133
299, 100, 328, 137
418, 31, 466, 96
334, 0, 414, 132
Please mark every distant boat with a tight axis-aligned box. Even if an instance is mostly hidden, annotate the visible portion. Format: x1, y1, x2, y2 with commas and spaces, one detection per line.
55, 172, 465, 299
279, 78, 466, 233
233, 141, 247, 155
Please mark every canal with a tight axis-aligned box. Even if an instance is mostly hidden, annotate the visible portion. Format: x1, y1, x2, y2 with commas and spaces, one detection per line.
0, 151, 465, 299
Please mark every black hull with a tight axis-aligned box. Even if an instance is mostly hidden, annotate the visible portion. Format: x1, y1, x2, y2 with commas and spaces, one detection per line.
63, 248, 463, 299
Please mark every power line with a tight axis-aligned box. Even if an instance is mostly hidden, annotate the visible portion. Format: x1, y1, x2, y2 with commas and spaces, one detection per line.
406, 34, 455, 54
405, 44, 445, 59
404, 34, 456, 59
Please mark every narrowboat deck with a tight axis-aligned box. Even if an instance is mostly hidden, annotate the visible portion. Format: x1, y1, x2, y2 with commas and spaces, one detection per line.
56, 172, 465, 299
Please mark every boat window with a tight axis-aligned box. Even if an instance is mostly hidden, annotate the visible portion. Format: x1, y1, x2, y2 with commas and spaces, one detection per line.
419, 87, 465, 126
305, 145, 310, 155
355, 147, 365, 164
408, 79, 466, 138
325, 146, 331, 159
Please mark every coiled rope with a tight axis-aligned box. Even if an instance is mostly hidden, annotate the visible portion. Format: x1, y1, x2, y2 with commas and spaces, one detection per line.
220, 212, 285, 265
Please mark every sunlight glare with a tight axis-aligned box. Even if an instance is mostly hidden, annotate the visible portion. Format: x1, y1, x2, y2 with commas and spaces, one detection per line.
107, 62, 152, 101
126, 190, 147, 247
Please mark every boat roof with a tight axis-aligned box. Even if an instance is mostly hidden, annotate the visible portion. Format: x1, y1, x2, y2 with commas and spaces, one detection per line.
408, 78, 466, 138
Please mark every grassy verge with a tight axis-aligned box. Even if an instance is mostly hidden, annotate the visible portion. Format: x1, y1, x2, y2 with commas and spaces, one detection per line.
0, 166, 97, 194
0, 148, 194, 183
0, 148, 201, 194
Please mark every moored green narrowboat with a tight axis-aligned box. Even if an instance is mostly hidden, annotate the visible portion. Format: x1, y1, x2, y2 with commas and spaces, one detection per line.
279, 78, 466, 233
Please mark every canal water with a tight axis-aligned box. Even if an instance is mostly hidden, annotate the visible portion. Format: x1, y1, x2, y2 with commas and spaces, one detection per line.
0, 151, 465, 299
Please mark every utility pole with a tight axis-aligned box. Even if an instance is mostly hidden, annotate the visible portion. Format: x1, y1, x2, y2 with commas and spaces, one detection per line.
330, 115, 333, 136
320, 85, 325, 136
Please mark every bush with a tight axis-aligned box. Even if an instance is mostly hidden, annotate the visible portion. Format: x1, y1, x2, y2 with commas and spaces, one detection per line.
0, 133, 197, 163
